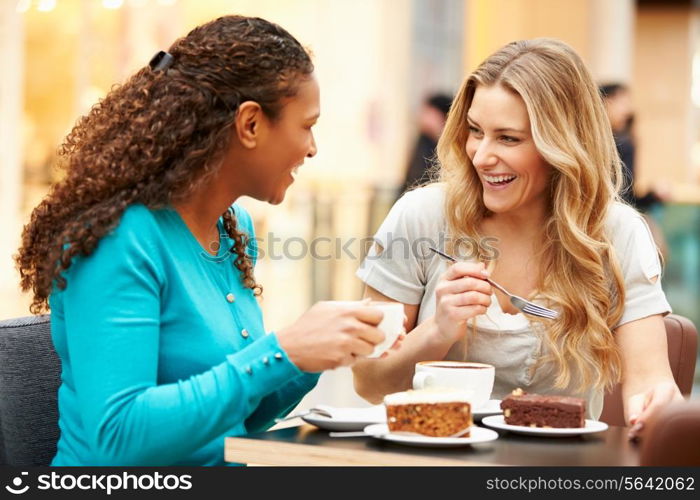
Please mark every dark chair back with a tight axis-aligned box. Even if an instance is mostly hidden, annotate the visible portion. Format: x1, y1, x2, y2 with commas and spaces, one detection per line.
0, 315, 61, 465
640, 400, 700, 465
600, 314, 698, 426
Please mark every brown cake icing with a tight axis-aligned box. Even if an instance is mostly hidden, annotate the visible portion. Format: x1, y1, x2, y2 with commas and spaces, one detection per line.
500, 388, 586, 428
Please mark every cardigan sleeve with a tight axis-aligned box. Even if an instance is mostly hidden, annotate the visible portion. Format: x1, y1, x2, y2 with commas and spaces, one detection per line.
231, 204, 321, 432
243, 371, 320, 433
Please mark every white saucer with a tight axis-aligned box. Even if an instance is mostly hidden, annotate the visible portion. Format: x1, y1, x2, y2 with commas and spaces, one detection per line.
301, 405, 385, 431
302, 400, 503, 431
481, 415, 609, 437
363, 423, 499, 448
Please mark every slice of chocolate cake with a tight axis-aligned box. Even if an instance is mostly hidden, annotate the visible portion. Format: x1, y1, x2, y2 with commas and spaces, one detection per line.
500, 389, 585, 428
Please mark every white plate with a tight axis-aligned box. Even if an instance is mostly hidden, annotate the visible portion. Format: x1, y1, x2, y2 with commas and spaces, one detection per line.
363, 423, 499, 448
302, 405, 386, 431
302, 400, 502, 431
481, 415, 609, 437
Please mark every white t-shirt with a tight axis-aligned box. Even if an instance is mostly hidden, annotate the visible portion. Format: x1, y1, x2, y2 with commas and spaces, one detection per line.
356, 183, 671, 419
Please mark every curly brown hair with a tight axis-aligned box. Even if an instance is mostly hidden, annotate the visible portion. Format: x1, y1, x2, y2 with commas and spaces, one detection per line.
16, 15, 314, 314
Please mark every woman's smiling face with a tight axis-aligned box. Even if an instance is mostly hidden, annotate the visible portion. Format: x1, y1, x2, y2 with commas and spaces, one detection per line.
250, 74, 320, 205
465, 84, 552, 216
224, 73, 320, 206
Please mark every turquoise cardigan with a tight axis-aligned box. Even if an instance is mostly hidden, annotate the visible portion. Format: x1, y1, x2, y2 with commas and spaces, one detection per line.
49, 203, 319, 465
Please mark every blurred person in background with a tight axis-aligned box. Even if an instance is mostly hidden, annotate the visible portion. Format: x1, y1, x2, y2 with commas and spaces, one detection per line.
15, 15, 387, 466
599, 83, 670, 258
353, 38, 683, 442
398, 92, 453, 195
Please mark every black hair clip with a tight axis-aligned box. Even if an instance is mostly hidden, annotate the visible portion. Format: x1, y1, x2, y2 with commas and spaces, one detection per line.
149, 50, 174, 71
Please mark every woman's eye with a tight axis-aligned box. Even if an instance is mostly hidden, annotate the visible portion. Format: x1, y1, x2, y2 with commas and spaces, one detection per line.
501, 135, 519, 143
468, 126, 481, 135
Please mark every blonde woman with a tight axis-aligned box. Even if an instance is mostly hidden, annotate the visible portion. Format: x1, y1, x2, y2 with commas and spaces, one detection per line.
352, 38, 682, 440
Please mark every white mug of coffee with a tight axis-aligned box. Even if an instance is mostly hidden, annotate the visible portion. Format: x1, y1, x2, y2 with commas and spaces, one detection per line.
412, 361, 495, 409
332, 301, 404, 358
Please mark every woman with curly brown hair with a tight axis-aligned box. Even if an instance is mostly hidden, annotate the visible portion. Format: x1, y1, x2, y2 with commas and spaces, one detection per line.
15, 15, 385, 466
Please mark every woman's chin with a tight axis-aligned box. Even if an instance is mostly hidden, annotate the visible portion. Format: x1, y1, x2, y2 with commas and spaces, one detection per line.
268, 196, 285, 206
268, 187, 291, 205
247, 189, 286, 205
256, 177, 296, 205
482, 198, 508, 214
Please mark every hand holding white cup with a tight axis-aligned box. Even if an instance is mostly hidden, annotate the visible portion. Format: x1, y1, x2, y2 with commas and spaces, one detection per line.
332, 300, 404, 358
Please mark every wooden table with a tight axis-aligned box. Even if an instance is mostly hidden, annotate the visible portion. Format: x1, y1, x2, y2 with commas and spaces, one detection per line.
225, 424, 640, 466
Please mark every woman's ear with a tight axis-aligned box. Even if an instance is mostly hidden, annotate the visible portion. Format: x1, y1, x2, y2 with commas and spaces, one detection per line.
235, 101, 265, 149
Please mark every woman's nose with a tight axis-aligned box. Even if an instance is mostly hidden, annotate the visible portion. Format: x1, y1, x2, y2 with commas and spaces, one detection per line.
307, 134, 317, 158
471, 139, 497, 168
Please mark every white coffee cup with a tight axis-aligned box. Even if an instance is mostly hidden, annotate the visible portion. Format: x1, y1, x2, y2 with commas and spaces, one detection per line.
332, 300, 404, 358
412, 361, 495, 409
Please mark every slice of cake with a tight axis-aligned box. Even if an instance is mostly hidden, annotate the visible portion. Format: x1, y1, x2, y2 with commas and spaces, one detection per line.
500, 388, 585, 428
383, 388, 473, 437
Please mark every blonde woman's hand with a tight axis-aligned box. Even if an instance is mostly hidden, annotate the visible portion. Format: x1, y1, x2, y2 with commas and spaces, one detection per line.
434, 261, 492, 344
276, 301, 385, 372
627, 380, 684, 441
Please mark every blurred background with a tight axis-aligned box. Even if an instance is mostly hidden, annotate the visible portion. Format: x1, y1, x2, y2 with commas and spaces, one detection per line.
1, 0, 699, 412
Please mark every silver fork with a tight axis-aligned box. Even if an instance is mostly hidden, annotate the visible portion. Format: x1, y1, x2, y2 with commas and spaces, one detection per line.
428, 247, 558, 320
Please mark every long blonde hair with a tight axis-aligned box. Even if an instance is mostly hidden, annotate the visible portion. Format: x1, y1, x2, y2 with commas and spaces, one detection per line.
438, 38, 626, 392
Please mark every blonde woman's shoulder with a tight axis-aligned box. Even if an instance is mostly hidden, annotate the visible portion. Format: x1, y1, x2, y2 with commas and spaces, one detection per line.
382, 183, 447, 240
605, 201, 658, 252
398, 182, 446, 218
605, 201, 646, 232
605, 201, 667, 284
